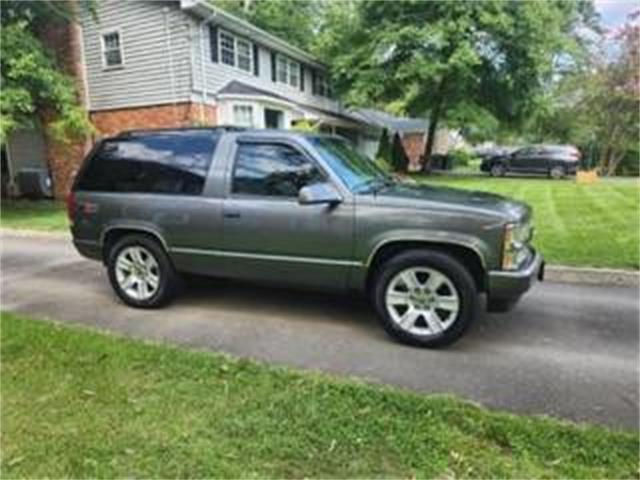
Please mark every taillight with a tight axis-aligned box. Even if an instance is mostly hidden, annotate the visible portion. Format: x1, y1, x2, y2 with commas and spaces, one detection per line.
66, 191, 76, 223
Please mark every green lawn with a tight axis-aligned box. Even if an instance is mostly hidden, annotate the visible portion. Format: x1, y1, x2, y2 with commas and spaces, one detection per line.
0, 199, 68, 232
413, 176, 640, 270
2, 312, 638, 479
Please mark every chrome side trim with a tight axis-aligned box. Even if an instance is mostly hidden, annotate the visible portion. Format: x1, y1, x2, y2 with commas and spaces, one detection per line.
366, 236, 488, 269
170, 247, 363, 267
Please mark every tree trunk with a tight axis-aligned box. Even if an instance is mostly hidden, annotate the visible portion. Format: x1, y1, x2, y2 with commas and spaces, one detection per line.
421, 78, 447, 173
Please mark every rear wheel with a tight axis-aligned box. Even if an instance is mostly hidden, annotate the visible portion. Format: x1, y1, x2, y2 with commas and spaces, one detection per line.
549, 165, 566, 179
372, 250, 478, 348
107, 234, 179, 308
490, 163, 506, 177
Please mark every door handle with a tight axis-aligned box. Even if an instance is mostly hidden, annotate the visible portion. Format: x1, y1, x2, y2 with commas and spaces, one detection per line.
224, 211, 241, 219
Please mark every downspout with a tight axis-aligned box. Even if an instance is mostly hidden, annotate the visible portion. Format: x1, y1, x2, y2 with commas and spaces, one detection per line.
199, 13, 217, 123
163, 7, 177, 105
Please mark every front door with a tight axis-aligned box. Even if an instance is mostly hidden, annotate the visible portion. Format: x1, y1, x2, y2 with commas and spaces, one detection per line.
220, 139, 354, 289
510, 147, 543, 173
264, 109, 284, 129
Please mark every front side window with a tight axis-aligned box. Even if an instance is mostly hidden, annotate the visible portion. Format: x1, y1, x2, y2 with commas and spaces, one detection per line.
102, 31, 123, 68
232, 143, 324, 197
75, 131, 219, 195
219, 30, 253, 72
309, 137, 390, 192
233, 105, 254, 127
276, 54, 300, 87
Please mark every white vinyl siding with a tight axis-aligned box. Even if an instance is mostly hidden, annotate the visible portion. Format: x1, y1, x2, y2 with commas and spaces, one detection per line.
192, 24, 339, 112
219, 29, 253, 73
80, 0, 192, 110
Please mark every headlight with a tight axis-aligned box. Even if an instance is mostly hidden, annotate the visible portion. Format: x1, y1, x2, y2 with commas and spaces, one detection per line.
502, 222, 533, 270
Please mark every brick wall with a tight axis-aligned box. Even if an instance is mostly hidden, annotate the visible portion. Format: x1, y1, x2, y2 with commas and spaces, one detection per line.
91, 103, 217, 137
401, 133, 426, 172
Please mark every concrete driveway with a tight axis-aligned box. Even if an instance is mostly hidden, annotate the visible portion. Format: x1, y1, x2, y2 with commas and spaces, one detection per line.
1, 231, 638, 430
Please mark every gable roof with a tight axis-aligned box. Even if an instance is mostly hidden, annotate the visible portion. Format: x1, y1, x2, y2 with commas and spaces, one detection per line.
349, 108, 428, 134
179, 0, 325, 68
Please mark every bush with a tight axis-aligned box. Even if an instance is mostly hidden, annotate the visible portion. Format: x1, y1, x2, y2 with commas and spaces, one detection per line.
448, 149, 477, 168
376, 128, 392, 165
391, 132, 409, 172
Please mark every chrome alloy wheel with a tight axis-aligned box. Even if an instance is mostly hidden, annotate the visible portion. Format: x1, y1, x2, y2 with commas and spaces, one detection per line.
115, 246, 160, 301
385, 266, 460, 336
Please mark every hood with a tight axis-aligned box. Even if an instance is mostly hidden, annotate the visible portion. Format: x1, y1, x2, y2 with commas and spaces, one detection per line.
362, 182, 531, 222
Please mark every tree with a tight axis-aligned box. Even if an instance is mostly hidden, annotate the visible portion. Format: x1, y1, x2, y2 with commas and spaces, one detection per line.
375, 128, 391, 164
527, 10, 639, 175
390, 132, 409, 173
211, 0, 322, 51
315, 1, 592, 169
0, 1, 93, 144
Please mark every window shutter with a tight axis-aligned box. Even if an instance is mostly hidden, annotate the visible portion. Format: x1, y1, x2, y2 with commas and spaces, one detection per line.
271, 52, 277, 82
253, 44, 259, 76
299, 64, 305, 91
209, 25, 218, 62
311, 69, 317, 95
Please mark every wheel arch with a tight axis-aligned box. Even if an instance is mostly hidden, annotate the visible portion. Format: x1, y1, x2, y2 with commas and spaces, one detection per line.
101, 225, 168, 265
366, 240, 487, 293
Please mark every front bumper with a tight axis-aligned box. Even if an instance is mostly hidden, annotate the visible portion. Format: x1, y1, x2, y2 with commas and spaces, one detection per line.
487, 249, 544, 308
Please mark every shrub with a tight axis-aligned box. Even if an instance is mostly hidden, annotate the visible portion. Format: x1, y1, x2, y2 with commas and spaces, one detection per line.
391, 132, 409, 172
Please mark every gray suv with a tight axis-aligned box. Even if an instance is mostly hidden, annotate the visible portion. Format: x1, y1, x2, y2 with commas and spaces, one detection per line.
69, 128, 544, 347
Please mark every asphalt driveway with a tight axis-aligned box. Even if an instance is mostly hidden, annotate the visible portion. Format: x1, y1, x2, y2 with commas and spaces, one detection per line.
1, 231, 638, 430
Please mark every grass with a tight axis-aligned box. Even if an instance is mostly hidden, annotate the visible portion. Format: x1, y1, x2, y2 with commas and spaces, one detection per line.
2, 312, 638, 479
413, 175, 640, 270
0, 199, 68, 232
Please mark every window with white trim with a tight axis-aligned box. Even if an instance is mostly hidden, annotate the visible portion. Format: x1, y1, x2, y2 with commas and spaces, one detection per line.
275, 54, 299, 88
233, 105, 254, 127
219, 30, 253, 73
102, 31, 123, 68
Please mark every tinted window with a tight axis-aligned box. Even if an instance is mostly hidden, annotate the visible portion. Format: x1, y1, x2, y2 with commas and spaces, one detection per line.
232, 143, 324, 197
309, 137, 390, 192
76, 131, 218, 195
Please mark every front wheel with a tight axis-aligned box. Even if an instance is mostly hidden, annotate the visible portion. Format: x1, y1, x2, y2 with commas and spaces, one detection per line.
372, 250, 478, 348
490, 163, 506, 177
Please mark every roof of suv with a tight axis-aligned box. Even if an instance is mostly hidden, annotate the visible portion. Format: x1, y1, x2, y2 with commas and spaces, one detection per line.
114, 126, 337, 141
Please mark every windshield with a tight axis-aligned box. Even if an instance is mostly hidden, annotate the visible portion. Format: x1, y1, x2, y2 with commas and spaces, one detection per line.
309, 137, 391, 192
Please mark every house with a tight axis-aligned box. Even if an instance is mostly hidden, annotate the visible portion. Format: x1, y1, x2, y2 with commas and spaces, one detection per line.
3, 0, 370, 198
349, 109, 465, 171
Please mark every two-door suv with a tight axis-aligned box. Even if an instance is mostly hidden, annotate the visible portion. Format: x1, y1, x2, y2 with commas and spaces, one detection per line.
69, 127, 544, 347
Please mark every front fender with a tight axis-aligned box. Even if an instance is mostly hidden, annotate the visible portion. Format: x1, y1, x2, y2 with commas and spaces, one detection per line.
361, 229, 495, 269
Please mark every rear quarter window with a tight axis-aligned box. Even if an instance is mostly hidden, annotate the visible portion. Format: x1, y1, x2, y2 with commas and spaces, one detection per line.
75, 131, 219, 195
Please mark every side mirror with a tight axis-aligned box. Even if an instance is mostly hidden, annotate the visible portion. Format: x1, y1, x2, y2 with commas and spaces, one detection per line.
298, 182, 342, 206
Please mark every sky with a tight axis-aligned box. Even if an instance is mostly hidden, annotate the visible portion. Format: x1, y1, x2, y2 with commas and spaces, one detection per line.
594, 0, 638, 29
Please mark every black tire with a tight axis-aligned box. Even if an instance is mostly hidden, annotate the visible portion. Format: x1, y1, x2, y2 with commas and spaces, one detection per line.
549, 165, 566, 179
106, 234, 179, 308
490, 163, 506, 177
371, 250, 478, 348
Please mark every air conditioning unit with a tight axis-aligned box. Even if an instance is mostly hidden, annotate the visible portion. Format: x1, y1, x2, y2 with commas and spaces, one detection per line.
16, 168, 53, 199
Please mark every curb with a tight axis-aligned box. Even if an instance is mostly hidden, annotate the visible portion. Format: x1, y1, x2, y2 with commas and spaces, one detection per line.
545, 265, 639, 288
1, 228, 638, 288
